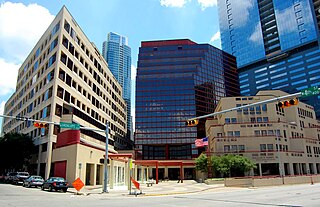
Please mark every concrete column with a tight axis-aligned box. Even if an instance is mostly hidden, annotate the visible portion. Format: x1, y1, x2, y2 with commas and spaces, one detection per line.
110, 160, 114, 189
146, 167, 149, 181
164, 166, 168, 178
249, 168, 254, 176
141, 166, 144, 183
45, 139, 53, 180
99, 164, 104, 185
306, 163, 310, 174
125, 162, 128, 186
289, 163, 295, 176
92, 164, 97, 186
37, 144, 42, 175
114, 165, 118, 186
313, 163, 317, 174
279, 162, 284, 176
134, 165, 138, 180
259, 163, 262, 177
127, 158, 132, 190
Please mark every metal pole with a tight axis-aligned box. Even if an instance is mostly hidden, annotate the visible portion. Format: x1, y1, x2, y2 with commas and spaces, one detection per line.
276, 128, 284, 184
187, 92, 302, 121
102, 121, 109, 193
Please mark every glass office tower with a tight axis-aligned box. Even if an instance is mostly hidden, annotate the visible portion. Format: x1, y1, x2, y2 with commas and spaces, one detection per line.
135, 39, 239, 160
218, 0, 320, 118
102, 32, 132, 143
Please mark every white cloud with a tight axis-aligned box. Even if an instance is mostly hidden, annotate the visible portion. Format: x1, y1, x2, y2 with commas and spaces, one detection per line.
160, 0, 190, 8
0, 2, 54, 97
209, 31, 220, 43
0, 58, 20, 95
0, 2, 54, 63
249, 23, 263, 43
209, 31, 221, 48
0, 101, 5, 115
198, 0, 217, 10
131, 64, 137, 80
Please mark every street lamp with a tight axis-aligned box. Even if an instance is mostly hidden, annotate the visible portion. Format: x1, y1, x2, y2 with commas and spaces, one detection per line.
102, 121, 109, 193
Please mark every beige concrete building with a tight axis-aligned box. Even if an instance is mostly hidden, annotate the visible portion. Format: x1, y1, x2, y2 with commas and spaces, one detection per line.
206, 90, 320, 176
1, 6, 129, 187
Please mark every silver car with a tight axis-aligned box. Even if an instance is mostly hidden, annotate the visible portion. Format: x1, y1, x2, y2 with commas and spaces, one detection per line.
12, 172, 29, 185
23, 175, 44, 188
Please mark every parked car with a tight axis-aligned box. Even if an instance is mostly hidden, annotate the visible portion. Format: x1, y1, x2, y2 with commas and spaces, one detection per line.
12, 172, 29, 185
4, 172, 17, 183
23, 175, 44, 188
41, 177, 68, 192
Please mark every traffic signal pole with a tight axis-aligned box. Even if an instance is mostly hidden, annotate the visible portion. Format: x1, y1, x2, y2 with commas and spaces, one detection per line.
102, 121, 109, 193
187, 91, 302, 121
0, 113, 109, 183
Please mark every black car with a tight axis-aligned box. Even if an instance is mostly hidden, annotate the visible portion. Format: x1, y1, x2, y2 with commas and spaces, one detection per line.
12, 172, 29, 185
41, 177, 68, 192
23, 175, 44, 188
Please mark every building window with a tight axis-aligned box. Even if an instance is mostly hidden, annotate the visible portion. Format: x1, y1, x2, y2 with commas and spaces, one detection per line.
260, 144, 266, 152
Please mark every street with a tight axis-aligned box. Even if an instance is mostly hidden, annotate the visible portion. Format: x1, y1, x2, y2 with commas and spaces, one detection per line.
0, 183, 319, 206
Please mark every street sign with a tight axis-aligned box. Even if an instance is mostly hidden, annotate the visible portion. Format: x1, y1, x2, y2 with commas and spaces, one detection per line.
72, 177, 84, 191
301, 86, 320, 97
60, 122, 80, 130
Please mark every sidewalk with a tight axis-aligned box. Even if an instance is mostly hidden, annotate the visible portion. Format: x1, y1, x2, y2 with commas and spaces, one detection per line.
67, 180, 226, 197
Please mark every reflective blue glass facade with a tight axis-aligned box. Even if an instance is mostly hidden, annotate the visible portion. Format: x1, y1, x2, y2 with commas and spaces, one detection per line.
218, 0, 320, 118
102, 32, 132, 139
135, 39, 239, 160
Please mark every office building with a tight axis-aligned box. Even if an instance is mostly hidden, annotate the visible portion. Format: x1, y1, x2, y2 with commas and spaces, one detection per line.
135, 39, 239, 180
1, 6, 128, 186
206, 90, 320, 176
217, 0, 320, 118
102, 32, 133, 147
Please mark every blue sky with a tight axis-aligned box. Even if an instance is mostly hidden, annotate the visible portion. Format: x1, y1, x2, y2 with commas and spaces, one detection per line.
0, 0, 221, 128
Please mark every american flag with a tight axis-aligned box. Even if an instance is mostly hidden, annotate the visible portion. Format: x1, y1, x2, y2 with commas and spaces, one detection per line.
195, 139, 204, 147
195, 137, 209, 147
202, 137, 208, 146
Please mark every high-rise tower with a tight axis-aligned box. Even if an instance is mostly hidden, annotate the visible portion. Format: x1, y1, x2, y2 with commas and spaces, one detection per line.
102, 32, 132, 145
135, 39, 239, 163
217, 0, 320, 118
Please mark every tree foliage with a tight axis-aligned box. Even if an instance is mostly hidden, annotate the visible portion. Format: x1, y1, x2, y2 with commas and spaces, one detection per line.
210, 154, 256, 177
0, 133, 36, 172
195, 153, 208, 173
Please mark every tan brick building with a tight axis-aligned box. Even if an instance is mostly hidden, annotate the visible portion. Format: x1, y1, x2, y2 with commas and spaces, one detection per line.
206, 90, 320, 176
1, 6, 129, 187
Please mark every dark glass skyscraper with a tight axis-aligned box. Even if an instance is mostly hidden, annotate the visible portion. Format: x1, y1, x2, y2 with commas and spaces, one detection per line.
135, 39, 239, 160
218, 0, 320, 118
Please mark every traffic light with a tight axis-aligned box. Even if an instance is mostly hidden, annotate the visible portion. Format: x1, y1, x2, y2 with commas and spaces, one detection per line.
277, 98, 299, 108
33, 122, 48, 128
185, 119, 199, 126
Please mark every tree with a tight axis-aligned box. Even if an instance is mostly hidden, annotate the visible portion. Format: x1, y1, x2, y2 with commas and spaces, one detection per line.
210, 154, 256, 177
0, 133, 36, 172
195, 153, 208, 173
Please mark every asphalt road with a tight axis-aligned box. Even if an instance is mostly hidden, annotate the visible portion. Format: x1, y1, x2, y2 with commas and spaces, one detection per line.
0, 183, 319, 207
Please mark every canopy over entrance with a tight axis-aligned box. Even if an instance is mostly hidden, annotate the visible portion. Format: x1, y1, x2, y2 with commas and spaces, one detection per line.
133, 160, 194, 184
